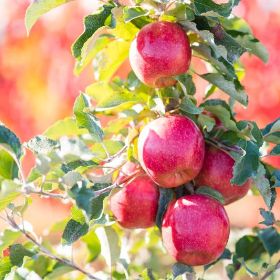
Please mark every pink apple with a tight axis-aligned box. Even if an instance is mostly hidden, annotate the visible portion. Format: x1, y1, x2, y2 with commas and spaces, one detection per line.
138, 115, 205, 188
195, 145, 251, 204
110, 162, 159, 228
162, 194, 230, 266
129, 21, 192, 88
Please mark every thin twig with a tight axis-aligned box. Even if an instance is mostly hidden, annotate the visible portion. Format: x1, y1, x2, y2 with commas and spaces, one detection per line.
94, 183, 117, 196
103, 145, 128, 164
22, 189, 68, 200
6, 214, 101, 280
260, 260, 280, 280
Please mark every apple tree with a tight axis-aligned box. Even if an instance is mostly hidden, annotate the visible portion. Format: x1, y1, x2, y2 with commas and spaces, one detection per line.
0, 0, 280, 279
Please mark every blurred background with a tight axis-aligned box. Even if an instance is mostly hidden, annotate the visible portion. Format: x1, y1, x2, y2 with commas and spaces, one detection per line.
0, 1, 280, 278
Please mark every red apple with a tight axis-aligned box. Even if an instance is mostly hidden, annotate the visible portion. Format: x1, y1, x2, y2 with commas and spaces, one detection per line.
129, 21, 192, 88
138, 115, 205, 188
195, 145, 251, 204
162, 194, 230, 266
2, 248, 10, 257
110, 162, 159, 228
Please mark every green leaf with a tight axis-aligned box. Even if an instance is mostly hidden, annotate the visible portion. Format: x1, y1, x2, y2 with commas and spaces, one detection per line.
0, 257, 12, 280
212, 26, 246, 63
69, 181, 110, 220
25, 255, 52, 278
180, 97, 203, 115
237, 121, 264, 146
271, 170, 280, 188
44, 264, 74, 280
96, 227, 120, 267
258, 227, 280, 256
25, 0, 74, 33
172, 263, 194, 278
259, 208, 276, 226
123, 6, 149, 22
156, 188, 174, 230
81, 230, 101, 262
109, 7, 139, 40
198, 113, 216, 132
91, 140, 124, 160
195, 186, 225, 204
70, 205, 86, 224
200, 73, 247, 106
0, 150, 19, 180
93, 40, 130, 82
62, 171, 83, 187
44, 117, 87, 140
0, 230, 21, 253
0, 125, 22, 160
235, 235, 265, 260
9, 244, 34, 266
202, 99, 237, 131
0, 125, 22, 179
74, 36, 111, 76
226, 255, 242, 280
72, 4, 114, 59
253, 164, 274, 209
61, 160, 98, 173
141, 268, 157, 280
27, 135, 59, 154
234, 34, 269, 63
166, 3, 195, 21
176, 74, 196, 96
231, 141, 259, 186
193, 0, 240, 17
270, 145, 280, 156
73, 93, 104, 142
62, 219, 89, 245
86, 81, 149, 110
262, 118, 280, 144
0, 180, 21, 211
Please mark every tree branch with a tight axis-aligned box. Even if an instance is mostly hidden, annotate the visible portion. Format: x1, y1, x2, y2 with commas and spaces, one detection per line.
103, 144, 127, 164
22, 188, 68, 200
6, 214, 101, 280
260, 260, 280, 280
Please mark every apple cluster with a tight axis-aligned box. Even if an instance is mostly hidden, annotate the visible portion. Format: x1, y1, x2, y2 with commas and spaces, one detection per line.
110, 21, 251, 266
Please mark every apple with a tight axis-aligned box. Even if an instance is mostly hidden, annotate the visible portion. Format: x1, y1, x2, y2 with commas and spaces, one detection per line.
162, 194, 230, 266
110, 162, 159, 228
129, 21, 191, 88
138, 115, 205, 188
195, 145, 251, 204
2, 248, 10, 257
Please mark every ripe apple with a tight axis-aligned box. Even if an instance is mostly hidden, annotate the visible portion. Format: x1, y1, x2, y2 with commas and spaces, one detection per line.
110, 162, 159, 228
138, 115, 205, 188
2, 248, 10, 257
162, 194, 230, 266
129, 21, 192, 88
195, 145, 251, 204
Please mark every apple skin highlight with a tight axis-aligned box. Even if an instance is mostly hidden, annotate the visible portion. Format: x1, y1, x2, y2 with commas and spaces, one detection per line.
129, 21, 192, 88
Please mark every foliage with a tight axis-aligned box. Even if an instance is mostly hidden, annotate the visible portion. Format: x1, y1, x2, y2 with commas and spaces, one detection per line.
0, 0, 279, 279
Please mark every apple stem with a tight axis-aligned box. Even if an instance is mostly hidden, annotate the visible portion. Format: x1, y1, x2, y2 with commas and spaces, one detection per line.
185, 182, 195, 195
